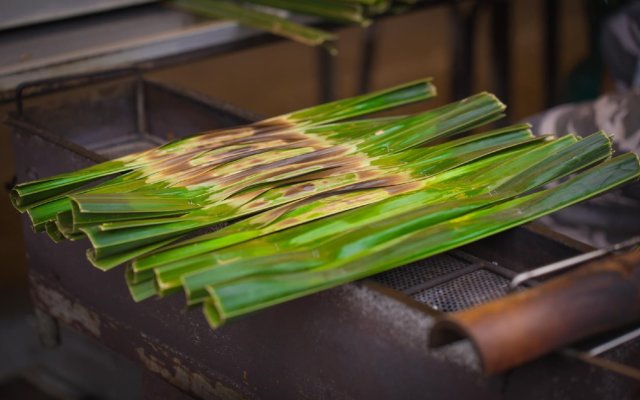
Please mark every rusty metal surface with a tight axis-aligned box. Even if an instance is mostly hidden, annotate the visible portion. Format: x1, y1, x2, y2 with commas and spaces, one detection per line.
431, 251, 640, 375
8, 74, 640, 399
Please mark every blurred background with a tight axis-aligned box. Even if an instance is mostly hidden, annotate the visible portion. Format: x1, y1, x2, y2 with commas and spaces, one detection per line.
0, 0, 635, 398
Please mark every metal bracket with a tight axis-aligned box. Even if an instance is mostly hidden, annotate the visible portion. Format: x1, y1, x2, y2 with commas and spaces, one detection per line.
509, 236, 640, 289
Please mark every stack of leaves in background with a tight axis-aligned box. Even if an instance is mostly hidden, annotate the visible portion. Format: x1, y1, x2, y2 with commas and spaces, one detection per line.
10, 78, 640, 328
171, 0, 418, 51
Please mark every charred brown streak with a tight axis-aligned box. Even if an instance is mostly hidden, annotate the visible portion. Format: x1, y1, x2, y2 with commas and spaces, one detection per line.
179, 144, 310, 185
146, 151, 200, 170
336, 176, 407, 192
282, 182, 319, 197
166, 127, 255, 149
221, 131, 311, 145
383, 180, 423, 195
154, 131, 328, 185
250, 116, 296, 131
212, 146, 352, 187
171, 123, 302, 153
191, 131, 300, 151
193, 141, 298, 164
216, 165, 340, 202
264, 161, 398, 200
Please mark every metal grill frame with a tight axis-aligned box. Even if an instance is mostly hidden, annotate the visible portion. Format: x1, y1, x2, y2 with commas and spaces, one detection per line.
8, 71, 640, 400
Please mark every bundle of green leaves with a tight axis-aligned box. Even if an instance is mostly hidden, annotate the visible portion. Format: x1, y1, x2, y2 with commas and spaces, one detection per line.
11, 78, 640, 328
171, 0, 418, 52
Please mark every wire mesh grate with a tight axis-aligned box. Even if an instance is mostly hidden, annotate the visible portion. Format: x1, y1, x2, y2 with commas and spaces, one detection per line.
370, 254, 469, 293
411, 269, 510, 312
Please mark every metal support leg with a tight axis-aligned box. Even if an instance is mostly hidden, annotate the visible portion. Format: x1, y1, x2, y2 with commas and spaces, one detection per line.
318, 48, 334, 103
491, 0, 511, 117
359, 24, 378, 94
544, 0, 559, 107
450, 0, 479, 100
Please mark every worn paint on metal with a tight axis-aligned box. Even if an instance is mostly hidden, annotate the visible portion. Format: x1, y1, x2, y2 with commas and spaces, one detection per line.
30, 275, 101, 337
136, 347, 246, 400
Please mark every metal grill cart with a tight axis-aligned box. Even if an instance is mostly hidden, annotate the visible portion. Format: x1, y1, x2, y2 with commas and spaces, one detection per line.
4, 2, 640, 399
7, 70, 640, 399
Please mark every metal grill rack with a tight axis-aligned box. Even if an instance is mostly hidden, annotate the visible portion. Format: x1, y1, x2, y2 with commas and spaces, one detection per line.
372, 240, 640, 383
371, 251, 517, 312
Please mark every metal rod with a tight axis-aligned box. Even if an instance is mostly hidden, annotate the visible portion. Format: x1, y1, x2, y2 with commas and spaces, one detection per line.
559, 325, 640, 381
587, 326, 640, 357
509, 236, 640, 289
562, 349, 640, 381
